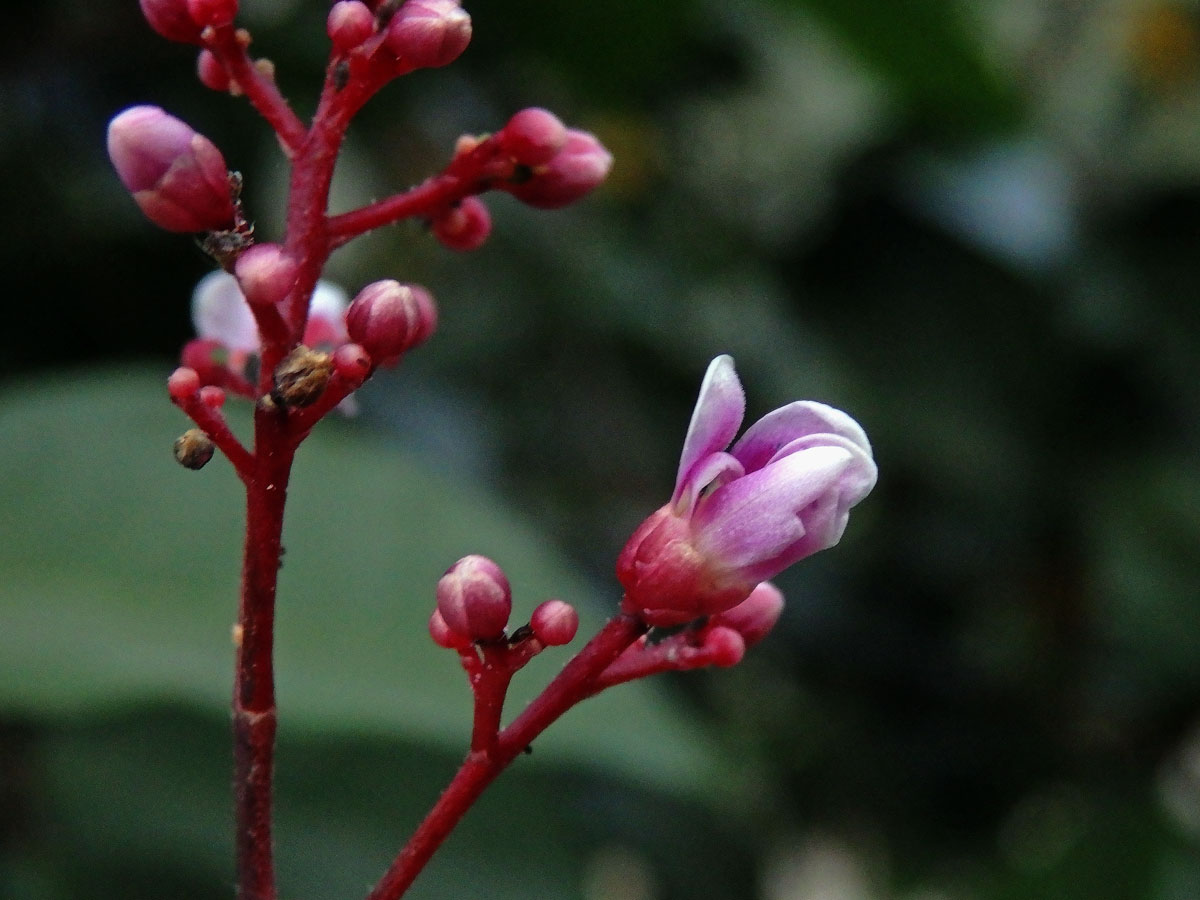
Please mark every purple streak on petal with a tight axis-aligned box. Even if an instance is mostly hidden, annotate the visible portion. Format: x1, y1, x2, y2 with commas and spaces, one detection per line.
692, 445, 860, 582
673, 451, 745, 517
731, 401, 872, 473
673, 355, 745, 504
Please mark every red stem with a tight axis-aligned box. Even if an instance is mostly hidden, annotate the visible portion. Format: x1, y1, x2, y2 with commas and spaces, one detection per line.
326, 174, 475, 247
233, 408, 296, 900
174, 392, 254, 481
366, 614, 648, 900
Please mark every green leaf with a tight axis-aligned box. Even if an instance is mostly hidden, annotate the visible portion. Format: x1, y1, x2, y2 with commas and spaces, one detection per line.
0, 368, 721, 795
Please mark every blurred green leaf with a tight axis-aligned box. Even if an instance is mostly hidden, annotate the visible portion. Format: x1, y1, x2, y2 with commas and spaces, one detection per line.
0, 368, 722, 794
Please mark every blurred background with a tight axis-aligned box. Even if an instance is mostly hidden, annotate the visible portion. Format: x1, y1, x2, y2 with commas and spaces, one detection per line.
3, 0, 1200, 897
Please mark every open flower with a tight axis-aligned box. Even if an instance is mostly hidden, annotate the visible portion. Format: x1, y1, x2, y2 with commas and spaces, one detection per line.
618, 355, 876, 625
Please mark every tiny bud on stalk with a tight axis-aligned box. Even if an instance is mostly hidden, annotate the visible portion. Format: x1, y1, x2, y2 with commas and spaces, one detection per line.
429, 608, 470, 650
702, 626, 745, 668
197, 50, 232, 92
505, 129, 613, 210
234, 243, 298, 306
711, 582, 784, 647
186, 0, 237, 29
436, 555, 512, 641
168, 366, 201, 401
199, 385, 227, 408
180, 338, 230, 386
529, 600, 579, 647
499, 108, 567, 167
384, 0, 472, 69
345, 280, 437, 365
174, 428, 215, 469
140, 0, 204, 43
107, 105, 236, 233
327, 0, 375, 51
272, 347, 333, 407
431, 197, 491, 251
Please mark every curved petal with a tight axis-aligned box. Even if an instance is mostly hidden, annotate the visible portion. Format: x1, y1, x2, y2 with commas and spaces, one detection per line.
191, 271, 260, 352
673, 355, 745, 503
731, 400, 872, 473
769, 433, 878, 505
691, 445, 861, 582
673, 451, 745, 518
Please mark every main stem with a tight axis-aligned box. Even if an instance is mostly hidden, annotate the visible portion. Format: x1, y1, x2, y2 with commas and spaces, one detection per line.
233, 411, 296, 900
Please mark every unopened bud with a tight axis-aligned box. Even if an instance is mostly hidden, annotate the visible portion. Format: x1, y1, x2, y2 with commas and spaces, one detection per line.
429, 608, 471, 650
327, 0, 375, 51
384, 0, 472, 69
436, 555, 512, 641
197, 50, 232, 92
345, 280, 437, 366
186, 0, 237, 28
168, 366, 201, 401
530, 599, 579, 647
710, 582, 784, 648
234, 243, 297, 306
499, 108, 567, 167
140, 0, 204, 43
180, 338, 230, 386
271, 346, 333, 407
702, 626, 746, 667
333, 343, 373, 380
199, 385, 227, 408
174, 428, 215, 469
505, 128, 612, 210
430, 197, 491, 251
107, 105, 236, 233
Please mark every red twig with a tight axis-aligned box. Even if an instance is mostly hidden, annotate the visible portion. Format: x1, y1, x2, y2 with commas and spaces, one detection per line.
366, 614, 648, 900
173, 391, 255, 481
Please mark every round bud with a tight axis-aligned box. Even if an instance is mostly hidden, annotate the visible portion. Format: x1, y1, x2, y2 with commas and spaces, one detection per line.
499, 108, 567, 167
345, 280, 437, 366
271, 346, 333, 408
234, 243, 297, 307
197, 50, 232, 92
174, 428, 215, 470
333, 343, 373, 381
384, 0, 472, 69
710, 582, 784, 648
140, 0, 204, 44
199, 385, 227, 408
505, 128, 613, 210
436, 555, 512, 641
431, 197, 491, 252
186, 0, 237, 28
702, 626, 746, 668
168, 366, 201, 401
530, 600, 579, 647
327, 0, 375, 51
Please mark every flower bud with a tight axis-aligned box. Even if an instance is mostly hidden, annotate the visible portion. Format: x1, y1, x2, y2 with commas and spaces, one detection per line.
186, 0, 237, 29
167, 366, 201, 401
505, 129, 612, 210
529, 599, 579, 647
327, 0, 375, 52
199, 385, 227, 408
431, 197, 491, 251
429, 608, 471, 650
140, 0, 204, 44
271, 346, 333, 408
499, 108, 567, 167
701, 626, 745, 668
345, 280, 437, 366
333, 343, 373, 381
234, 243, 297, 307
384, 0, 472, 69
197, 50, 232, 92
180, 338, 230, 386
107, 106, 236, 233
174, 428, 215, 470
710, 582, 784, 648
436, 555, 512, 641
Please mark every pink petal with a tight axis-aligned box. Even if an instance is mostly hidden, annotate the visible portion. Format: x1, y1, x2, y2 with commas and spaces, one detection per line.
673, 355, 745, 504
191, 271, 260, 352
731, 400, 872, 473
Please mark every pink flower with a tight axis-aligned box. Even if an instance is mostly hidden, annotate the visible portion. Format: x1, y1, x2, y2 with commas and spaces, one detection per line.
191, 271, 349, 353
618, 356, 876, 625
107, 105, 235, 233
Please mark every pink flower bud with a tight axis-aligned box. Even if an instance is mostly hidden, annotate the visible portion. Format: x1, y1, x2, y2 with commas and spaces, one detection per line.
499, 108, 567, 167
701, 626, 745, 668
345, 280, 437, 366
530, 600, 579, 647
199, 385, 227, 408
504, 129, 613, 210
180, 338, 230, 386
186, 0, 237, 28
436, 555, 512, 641
327, 0, 375, 52
710, 582, 784, 647
197, 50, 231, 92
107, 106, 236, 233
431, 197, 491, 251
234, 243, 297, 307
168, 366, 201, 401
140, 0, 204, 44
384, 0, 472, 70
429, 608, 470, 650
333, 343, 373, 381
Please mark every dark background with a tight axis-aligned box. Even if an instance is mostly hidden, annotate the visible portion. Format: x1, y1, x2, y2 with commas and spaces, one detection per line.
3, 1, 1200, 898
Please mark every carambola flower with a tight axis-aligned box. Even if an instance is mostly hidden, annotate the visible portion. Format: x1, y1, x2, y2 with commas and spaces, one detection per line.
618, 355, 876, 625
